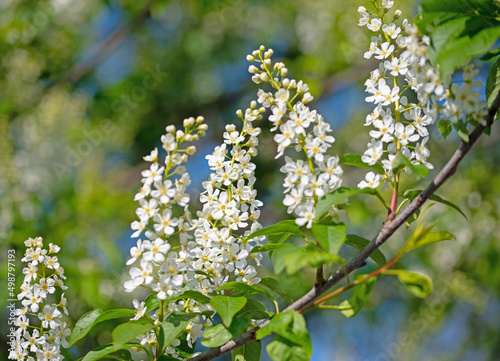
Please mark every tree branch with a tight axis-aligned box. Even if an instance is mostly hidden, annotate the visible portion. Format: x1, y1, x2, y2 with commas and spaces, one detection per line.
189, 91, 500, 361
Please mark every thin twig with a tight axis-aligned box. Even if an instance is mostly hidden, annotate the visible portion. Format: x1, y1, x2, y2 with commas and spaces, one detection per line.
188, 92, 500, 361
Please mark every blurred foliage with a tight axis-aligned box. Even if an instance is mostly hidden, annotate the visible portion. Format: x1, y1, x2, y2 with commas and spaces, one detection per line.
0, 0, 498, 360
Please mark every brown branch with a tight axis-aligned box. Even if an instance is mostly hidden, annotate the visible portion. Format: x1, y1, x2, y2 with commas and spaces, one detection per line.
189, 91, 500, 361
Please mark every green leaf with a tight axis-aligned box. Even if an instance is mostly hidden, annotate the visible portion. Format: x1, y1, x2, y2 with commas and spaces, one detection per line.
272, 244, 302, 274
158, 313, 198, 354
345, 234, 387, 267
259, 277, 294, 305
69, 309, 103, 347
246, 220, 306, 240
480, 47, 500, 61
82, 343, 146, 361
256, 310, 312, 357
266, 336, 310, 361
339, 153, 385, 174
401, 153, 430, 178
385, 269, 433, 298
437, 119, 452, 139
418, 0, 500, 78
391, 151, 406, 174
217, 281, 273, 299
408, 230, 456, 251
315, 187, 378, 219
210, 295, 247, 327
403, 189, 467, 219
453, 119, 470, 142
486, 56, 500, 111
202, 324, 233, 347
332, 277, 377, 318
69, 308, 136, 347
282, 248, 344, 275
232, 340, 262, 361
179, 290, 211, 304
112, 320, 152, 346
312, 222, 347, 255
236, 298, 271, 320
145, 293, 160, 313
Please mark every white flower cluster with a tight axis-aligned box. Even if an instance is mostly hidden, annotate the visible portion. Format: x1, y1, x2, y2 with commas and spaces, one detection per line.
247, 46, 344, 228
9, 237, 70, 361
357, 1, 486, 190
124, 113, 265, 358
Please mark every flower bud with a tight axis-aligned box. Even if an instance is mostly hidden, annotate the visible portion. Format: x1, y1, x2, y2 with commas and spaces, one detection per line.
302, 92, 314, 103
248, 65, 259, 74
196, 116, 204, 124
259, 45, 265, 52
282, 78, 290, 88
186, 146, 196, 155
250, 100, 257, 109
246, 55, 255, 62
183, 117, 195, 128
394, 10, 402, 19
259, 73, 269, 82
192, 134, 199, 141
280, 67, 288, 77
236, 109, 243, 118
198, 130, 206, 137
176, 130, 185, 140
185, 134, 193, 142
198, 124, 208, 131
166, 125, 176, 134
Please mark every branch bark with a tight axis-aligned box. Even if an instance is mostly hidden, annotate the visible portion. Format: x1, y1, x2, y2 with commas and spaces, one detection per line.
189, 91, 500, 361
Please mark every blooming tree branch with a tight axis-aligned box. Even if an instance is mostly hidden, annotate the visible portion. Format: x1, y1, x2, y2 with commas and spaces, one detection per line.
189, 90, 500, 361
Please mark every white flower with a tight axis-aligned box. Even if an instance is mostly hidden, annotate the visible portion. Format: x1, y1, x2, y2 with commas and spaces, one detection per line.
361, 140, 383, 165
295, 202, 315, 228
131, 299, 147, 321
358, 172, 381, 189
367, 18, 382, 32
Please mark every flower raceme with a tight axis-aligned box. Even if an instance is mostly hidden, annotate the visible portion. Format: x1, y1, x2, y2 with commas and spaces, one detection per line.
357, 1, 486, 190
124, 112, 265, 357
247, 46, 345, 228
9, 237, 70, 361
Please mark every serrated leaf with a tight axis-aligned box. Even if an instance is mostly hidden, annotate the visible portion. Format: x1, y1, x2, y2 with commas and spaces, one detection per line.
486, 56, 500, 111
256, 310, 312, 356
232, 340, 262, 361
69, 309, 103, 347
408, 230, 456, 251
315, 187, 378, 219
145, 293, 159, 313
282, 249, 344, 275
210, 295, 247, 327
401, 153, 429, 178
438, 119, 452, 139
246, 220, 306, 240
339, 153, 385, 174
391, 151, 406, 174
82, 343, 146, 361
202, 324, 232, 347
158, 313, 198, 354
480, 47, 500, 61
403, 189, 467, 219
112, 320, 152, 346
69, 309, 136, 347
259, 277, 294, 305
312, 222, 347, 255
345, 234, 386, 267
266, 336, 310, 361
418, 0, 500, 78
217, 281, 273, 299
385, 269, 433, 298
272, 244, 302, 274
236, 298, 271, 320
332, 277, 377, 318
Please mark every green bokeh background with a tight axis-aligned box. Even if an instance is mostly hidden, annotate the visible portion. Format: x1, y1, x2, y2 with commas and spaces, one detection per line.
1, 0, 499, 360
